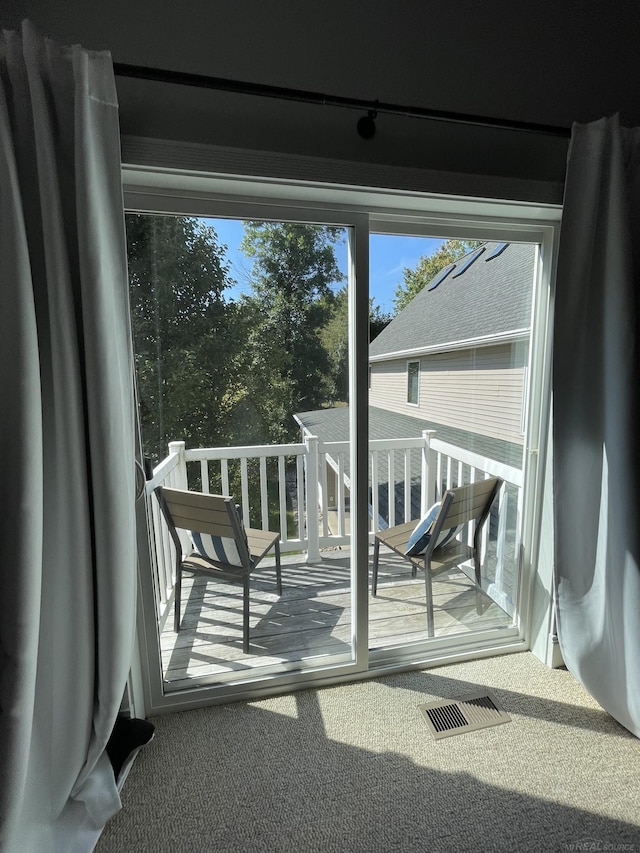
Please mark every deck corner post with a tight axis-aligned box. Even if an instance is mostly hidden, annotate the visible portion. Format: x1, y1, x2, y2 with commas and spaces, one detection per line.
421, 430, 437, 514
168, 440, 188, 490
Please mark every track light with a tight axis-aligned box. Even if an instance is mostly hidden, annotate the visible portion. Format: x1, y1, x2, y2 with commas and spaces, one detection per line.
357, 106, 377, 139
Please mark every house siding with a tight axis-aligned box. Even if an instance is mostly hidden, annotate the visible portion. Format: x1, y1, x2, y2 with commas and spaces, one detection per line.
369, 342, 528, 445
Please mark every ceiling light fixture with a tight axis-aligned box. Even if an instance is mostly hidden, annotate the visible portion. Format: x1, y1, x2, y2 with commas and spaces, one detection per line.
357, 104, 378, 140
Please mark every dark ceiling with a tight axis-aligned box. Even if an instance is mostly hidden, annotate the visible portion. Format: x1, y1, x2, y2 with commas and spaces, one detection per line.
4, 1, 638, 185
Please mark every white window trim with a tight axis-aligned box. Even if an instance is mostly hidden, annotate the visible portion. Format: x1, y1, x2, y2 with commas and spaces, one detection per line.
123, 162, 561, 715
407, 359, 420, 406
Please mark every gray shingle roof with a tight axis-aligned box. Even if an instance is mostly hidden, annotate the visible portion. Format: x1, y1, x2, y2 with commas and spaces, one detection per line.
295, 405, 523, 469
369, 241, 535, 358
295, 405, 523, 522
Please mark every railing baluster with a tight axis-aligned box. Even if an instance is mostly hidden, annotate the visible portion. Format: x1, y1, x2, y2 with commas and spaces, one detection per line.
388, 450, 395, 528
371, 449, 379, 531
337, 452, 345, 536
240, 457, 249, 525
149, 496, 163, 607
296, 454, 305, 542
494, 483, 507, 594
319, 446, 329, 539
305, 436, 321, 562
221, 459, 229, 496
481, 470, 491, 554
156, 495, 172, 602
278, 455, 287, 541
200, 459, 209, 493
260, 456, 268, 530
403, 450, 411, 522
515, 480, 524, 560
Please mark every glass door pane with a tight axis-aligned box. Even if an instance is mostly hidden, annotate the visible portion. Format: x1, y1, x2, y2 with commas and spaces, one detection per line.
367, 234, 536, 651
126, 213, 355, 689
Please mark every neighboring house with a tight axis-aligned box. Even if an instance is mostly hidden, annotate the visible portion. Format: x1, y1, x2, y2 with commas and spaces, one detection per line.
295, 241, 536, 523
369, 241, 536, 448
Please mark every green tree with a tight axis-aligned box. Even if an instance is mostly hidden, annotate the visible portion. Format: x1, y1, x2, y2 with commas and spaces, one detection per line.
239, 222, 345, 442
321, 289, 392, 403
393, 239, 483, 313
127, 214, 241, 463
320, 285, 349, 403
369, 300, 393, 340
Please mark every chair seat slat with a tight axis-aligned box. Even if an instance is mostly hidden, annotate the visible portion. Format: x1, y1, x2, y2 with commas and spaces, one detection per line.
170, 514, 236, 539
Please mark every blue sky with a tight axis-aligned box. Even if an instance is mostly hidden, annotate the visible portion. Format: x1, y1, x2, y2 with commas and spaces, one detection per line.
203, 217, 443, 314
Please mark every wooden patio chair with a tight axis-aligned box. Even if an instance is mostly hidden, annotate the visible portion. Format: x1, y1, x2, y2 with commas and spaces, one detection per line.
157, 486, 282, 653
371, 476, 503, 637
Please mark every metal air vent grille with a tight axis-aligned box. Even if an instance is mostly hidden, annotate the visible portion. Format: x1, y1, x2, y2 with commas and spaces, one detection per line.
418, 692, 510, 740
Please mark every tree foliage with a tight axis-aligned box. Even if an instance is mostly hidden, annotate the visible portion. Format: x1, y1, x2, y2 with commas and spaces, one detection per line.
239, 222, 345, 442
393, 239, 483, 313
127, 215, 396, 466
127, 214, 241, 463
370, 301, 393, 340
320, 289, 392, 403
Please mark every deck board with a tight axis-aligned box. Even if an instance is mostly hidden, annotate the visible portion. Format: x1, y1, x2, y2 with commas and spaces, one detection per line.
161, 548, 513, 683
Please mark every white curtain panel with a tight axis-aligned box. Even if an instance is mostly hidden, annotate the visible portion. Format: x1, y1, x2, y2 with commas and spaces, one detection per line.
554, 115, 640, 738
0, 21, 137, 851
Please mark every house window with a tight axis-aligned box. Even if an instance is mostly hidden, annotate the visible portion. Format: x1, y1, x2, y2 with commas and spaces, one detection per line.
407, 360, 420, 405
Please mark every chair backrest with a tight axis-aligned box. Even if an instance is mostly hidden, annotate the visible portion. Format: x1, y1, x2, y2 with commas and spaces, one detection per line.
158, 486, 250, 569
427, 476, 503, 554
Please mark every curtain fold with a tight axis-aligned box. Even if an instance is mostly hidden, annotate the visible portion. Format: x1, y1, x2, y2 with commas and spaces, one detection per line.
554, 114, 640, 737
0, 21, 137, 851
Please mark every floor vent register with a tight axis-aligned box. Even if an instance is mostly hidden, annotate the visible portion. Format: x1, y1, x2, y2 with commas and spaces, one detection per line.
418, 692, 511, 740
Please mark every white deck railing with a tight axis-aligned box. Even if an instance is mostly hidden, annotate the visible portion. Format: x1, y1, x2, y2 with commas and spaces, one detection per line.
144, 431, 523, 628
429, 435, 523, 616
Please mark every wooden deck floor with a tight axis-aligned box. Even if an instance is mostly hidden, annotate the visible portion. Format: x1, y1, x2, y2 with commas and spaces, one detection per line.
161, 547, 513, 685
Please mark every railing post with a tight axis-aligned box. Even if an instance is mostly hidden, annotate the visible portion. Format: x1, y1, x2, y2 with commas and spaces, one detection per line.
305, 435, 321, 564
167, 441, 190, 557
421, 430, 437, 514
168, 440, 188, 490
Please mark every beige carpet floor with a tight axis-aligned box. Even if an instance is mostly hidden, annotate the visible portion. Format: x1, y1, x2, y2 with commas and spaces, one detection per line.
96, 652, 640, 852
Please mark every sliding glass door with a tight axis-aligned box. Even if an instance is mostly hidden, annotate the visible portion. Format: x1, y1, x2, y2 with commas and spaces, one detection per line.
124, 174, 557, 712
127, 208, 365, 695
366, 231, 539, 655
